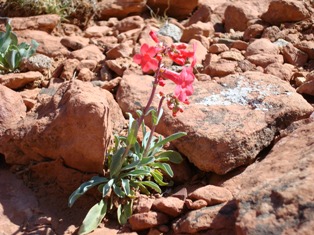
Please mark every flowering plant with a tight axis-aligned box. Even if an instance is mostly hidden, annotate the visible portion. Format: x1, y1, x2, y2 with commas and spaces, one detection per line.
68, 31, 196, 234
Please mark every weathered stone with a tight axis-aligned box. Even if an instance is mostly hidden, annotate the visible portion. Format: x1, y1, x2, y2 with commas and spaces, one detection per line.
157, 24, 181, 43
16, 30, 69, 58
105, 58, 135, 76
296, 40, 314, 60
188, 185, 233, 206
297, 80, 314, 96
116, 72, 313, 174
60, 59, 80, 81
243, 24, 265, 42
208, 43, 229, 54
0, 167, 39, 235
247, 54, 284, 68
181, 21, 215, 43
261, 0, 311, 25
0, 71, 43, 90
172, 202, 237, 234
147, 0, 198, 20
185, 198, 208, 210
129, 211, 170, 231
84, 25, 111, 38
133, 194, 154, 214
60, 36, 90, 51
0, 85, 26, 132
114, 15, 144, 33
184, 3, 212, 27
152, 197, 185, 217
77, 68, 95, 82
265, 62, 294, 82
282, 43, 309, 67
246, 38, 279, 56
220, 51, 244, 61
20, 54, 53, 73
232, 121, 314, 235
8, 14, 60, 33
207, 59, 237, 77
106, 40, 134, 60
224, 3, 258, 32
95, 0, 146, 20
70, 45, 105, 62
0, 80, 125, 173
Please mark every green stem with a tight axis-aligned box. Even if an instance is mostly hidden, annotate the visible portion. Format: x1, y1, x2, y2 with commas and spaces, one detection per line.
120, 61, 162, 163
143, 96, 165, 158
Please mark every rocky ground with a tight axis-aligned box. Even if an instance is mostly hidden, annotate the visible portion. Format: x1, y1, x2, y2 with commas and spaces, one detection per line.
0, 0, 314, 234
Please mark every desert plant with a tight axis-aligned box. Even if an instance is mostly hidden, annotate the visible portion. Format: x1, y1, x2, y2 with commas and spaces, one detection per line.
69, 31, 197, 235
0, 23, 38, 73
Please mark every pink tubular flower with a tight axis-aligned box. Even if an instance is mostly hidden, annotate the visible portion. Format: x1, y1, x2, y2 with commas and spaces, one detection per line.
133, 43, 160, 73
162, 43, 197, 103
168, 43, 195, 66
149, 31, 159, 43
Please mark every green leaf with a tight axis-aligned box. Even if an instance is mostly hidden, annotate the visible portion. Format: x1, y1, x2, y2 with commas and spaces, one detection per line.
151, 132, 187, 151
140, 156, 155, 165
120, 169, 151, 178
152, 162, 174, 177
0, 24, 12, 54
5, 49, 20, 71
142, 131, 151, 150
102, 179, 114, 197
136, 109, 143, 117
139, 181, 162, 193
120, 157, 140, 172
117, 200, 133, 225
121, 179, 131, 196
156, 150, 183, 164
109, 147, 126, 178
78, 199, 107, 235
113, 183, 126, 198
68, 176, 108, 207
151, 170, 168, 186
127, 119, 139, 146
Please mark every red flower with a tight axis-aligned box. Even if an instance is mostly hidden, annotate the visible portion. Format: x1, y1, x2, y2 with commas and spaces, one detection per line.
168, 43, 195, 66
162, 43, 197, 103
133, 43, 159, 73
149, 31, 159, 43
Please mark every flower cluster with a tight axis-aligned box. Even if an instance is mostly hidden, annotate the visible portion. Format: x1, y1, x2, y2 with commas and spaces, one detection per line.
133, 31, 196, 116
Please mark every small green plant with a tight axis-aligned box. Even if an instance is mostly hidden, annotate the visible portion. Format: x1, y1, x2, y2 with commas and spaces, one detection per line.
0, 23, 38, 73
69, 31, 197, 234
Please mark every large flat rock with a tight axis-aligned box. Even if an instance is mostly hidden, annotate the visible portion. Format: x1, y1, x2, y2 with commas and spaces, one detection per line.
116, 71, 313, 174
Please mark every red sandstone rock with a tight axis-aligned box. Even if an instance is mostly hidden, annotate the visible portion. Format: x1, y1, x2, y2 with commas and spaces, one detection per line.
0, 80, 125, 173
224, 3, 258, 32
0, 71, 43, 90
6, 14, 60, 33
181, 21, 215, 43
152, 197, 185, 217
188, 185, 233, 206
282, 43, 309, 67
261, 0, 311, 25
0, 85, 26, 132
129, 211, 169, 231
147, 0, 198, 20
16, 30, 69, 58
264, 62, 294, 81
95, 0, 146, 20
227, 121, 314, 235
116, 72, 313, 174
60, 36, 90, 51
70, 45, 105, 62
172, 202, 237, 234
208, 43, 229, 54
246, 38, 279, 56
